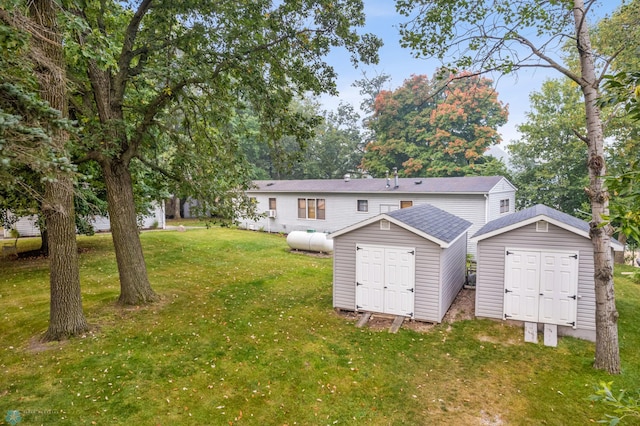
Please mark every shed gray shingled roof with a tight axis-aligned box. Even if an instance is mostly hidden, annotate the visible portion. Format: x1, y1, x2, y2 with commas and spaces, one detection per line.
472, 204, 589, 238
386, 204, 473, 244
249, 176, 507, 194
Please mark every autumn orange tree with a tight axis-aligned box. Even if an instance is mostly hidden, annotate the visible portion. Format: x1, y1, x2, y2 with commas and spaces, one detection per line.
361, 72, 508, 177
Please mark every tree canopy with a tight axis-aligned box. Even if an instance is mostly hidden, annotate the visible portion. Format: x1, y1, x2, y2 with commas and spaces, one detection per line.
508, 78, 589, 214
362, 72, 508, 177
58, 0, 381, 304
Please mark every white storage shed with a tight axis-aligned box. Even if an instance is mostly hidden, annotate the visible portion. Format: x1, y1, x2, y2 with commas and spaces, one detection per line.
470, 204, 623, 342
330, 203, 472, 323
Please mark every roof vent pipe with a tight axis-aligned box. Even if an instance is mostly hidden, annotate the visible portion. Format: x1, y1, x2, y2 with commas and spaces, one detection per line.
386, 170, 390, 188
344, 173, 350, 182
393, 167, 399, 188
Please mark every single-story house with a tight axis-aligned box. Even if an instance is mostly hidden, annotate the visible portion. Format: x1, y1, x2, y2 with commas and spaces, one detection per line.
238, 175, 516, 257
470, 204, 624, 342
2, 202, 166, 238
330, 203, 472, 323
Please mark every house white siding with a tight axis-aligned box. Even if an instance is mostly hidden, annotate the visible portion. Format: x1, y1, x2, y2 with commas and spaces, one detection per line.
2, 202, 165, 238
243, 192, 491, 257
488, 180, 517, 221
475, 221, 596, 340
3, 215, 40, 238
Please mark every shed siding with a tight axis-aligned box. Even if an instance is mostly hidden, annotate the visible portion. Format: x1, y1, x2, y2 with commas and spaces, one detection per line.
332, 220, 442, 322
333, 235, 358, 310
245, 192, 487, 256
438, 233, 468, 320
475, 222, 595, 331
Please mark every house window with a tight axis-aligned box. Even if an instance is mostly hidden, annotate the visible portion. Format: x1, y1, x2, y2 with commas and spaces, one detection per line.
298, 198, 306, 218
269, 198, 276, 210
400, 200, 413, 209
357, 200, 368, 212
308, 199, 317, 219
298, 198, 325, 220
317, 199, 325, 220
500, 199, 510, 213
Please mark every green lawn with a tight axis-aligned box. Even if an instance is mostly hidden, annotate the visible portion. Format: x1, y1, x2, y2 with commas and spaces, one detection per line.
1, 228, 639, 425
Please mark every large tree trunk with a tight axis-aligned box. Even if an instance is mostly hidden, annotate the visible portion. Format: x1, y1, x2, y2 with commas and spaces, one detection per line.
102, 158, 158, 305
173, 196, 181, 219
42, 176, 89, 340
29, 0, 88, 341
574, 0, 620, 374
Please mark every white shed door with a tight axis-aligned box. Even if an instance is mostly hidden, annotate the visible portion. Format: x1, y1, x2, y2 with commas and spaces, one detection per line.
538, 252, 578, 325
356, 246, 385, 312
504, 251, 540, 322
356, 245, 415, 317
504, 249, 578, 326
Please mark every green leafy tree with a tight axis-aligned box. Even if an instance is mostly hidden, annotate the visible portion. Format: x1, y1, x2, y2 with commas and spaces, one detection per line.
1, 0, 89, 340
240, 101, 365, 180
352, 71, 392, 147
396, 0, 633, 373
601, 71, 640, 260
509, 78, 589, 214
237, 99, 320, 180
507, 2, 640, 262
296, 103, 364, 179
62, 0, 380, 305
595, 1, 640, 262
362, 72, 508, 177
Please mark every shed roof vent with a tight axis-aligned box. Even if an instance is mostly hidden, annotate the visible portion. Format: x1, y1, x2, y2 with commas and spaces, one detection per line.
536, 220, 548, 232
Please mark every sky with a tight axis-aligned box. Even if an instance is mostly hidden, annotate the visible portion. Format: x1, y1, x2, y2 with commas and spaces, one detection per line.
319, 0, 624, 149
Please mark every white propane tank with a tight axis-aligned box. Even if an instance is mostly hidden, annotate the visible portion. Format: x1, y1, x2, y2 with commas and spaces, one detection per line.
286, 231, 333, 253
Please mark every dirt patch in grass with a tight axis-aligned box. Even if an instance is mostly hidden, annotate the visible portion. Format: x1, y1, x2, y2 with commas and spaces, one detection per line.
442, 287, 475, 322
339, 288, 476, 332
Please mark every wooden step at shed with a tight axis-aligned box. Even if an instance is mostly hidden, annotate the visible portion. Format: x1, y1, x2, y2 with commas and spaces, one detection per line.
389, 315, 405, 333
355, 312, 372, 328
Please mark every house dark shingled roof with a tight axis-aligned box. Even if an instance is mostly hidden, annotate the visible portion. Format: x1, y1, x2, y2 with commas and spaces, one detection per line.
387, 204, 472, 244
472, 204, 589, 239
250, 176, 507, 194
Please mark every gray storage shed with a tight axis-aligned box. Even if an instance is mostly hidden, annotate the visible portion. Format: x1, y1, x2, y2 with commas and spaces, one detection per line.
329, 203, 472, 323
470, 204, 624, 342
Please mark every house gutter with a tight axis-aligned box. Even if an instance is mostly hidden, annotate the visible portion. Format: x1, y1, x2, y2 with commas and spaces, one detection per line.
484, 194, 489, 225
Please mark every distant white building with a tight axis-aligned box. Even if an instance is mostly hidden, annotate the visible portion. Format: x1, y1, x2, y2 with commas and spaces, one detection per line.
2, 201, 165, 238
238, 175, 516, 257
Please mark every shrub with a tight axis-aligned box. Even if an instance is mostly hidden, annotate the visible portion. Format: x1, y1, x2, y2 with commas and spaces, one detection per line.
590, 381, 640, 425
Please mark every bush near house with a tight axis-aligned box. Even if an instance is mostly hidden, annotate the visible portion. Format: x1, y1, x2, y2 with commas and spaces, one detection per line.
0, 228, 639, 425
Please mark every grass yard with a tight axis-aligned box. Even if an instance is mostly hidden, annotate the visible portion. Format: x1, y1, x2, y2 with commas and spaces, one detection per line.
1, 228, 639, 425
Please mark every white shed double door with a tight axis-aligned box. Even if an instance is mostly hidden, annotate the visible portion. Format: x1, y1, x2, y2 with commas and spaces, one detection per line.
503, 249, 579, 326
355, 245, 415, 317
